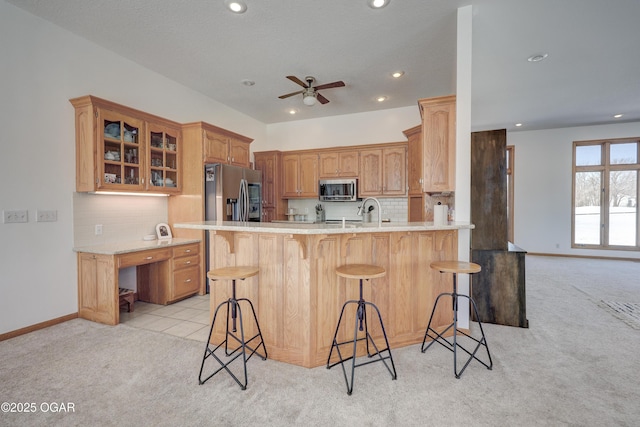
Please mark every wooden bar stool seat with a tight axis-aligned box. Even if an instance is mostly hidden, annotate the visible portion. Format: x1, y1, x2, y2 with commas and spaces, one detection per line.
198, 266, 267, 390
327, 264, 397, 395
421, 260, 493, 378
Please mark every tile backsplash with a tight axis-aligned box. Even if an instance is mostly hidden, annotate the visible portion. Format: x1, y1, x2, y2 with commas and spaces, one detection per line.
287, 198, 408, 223
73, 192, 168, 247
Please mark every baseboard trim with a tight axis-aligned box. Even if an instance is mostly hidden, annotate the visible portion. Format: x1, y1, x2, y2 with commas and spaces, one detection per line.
528, 252, 640, 262
0, 312, 78, 342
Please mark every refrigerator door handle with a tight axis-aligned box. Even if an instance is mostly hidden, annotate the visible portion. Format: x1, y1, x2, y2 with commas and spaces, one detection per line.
239, 178, 248, 222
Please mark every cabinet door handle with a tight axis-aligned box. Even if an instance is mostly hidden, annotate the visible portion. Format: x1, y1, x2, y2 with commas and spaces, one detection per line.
184, 279, 192, 283
184, 261, 191, 265
184, 249, 191, 253
145, 256, 153, 260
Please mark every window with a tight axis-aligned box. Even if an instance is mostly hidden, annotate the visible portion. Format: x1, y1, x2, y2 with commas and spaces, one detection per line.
572, 138, 639, 250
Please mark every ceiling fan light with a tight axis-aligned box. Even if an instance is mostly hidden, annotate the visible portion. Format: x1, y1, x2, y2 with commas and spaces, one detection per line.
225, 0, 247, 13
303, 93, 317, 106
368, 0, 390, 9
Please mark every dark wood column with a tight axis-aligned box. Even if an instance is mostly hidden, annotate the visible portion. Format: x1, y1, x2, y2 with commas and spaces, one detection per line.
470, 129, 528, 328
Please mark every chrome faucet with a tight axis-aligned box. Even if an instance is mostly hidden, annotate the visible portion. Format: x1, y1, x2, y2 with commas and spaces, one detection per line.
357, 197, 382, 227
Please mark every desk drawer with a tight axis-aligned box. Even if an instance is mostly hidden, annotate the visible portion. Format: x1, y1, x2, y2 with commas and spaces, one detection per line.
173, 266, 200, 300
172, 243, 200, 259
172, 254, 200, 271
118, 248, 171, 269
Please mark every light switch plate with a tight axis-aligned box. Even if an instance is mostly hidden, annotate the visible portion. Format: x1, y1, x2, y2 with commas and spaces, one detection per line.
3, 210, 28, 223
36, 210, 57, 222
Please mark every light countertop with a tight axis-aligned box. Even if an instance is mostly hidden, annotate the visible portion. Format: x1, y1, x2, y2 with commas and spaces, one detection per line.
173, 221, 473, 235
73, 237, 201, 255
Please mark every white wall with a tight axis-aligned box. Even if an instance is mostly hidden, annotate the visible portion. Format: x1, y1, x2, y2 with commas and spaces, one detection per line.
509, 121, 640, 260
265, 106, 420, 151
0, 1, 266, 334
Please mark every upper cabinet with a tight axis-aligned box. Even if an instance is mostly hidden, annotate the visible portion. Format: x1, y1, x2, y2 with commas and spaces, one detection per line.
254, 151, 283, 222
203, 126, 251, 167
418, 95, 456, 193
404, 124, 424, 221
403, 124, 423, 195
282, 152, 318, 198
318, 151, 359, 178
358, 145, 407, 197
147, 121, 181, 193
70, 95, 182, 194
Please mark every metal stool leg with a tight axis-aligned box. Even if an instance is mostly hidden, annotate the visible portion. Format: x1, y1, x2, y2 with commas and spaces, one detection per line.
327, 278, 397, 395
198, 279, 267, 390
421, 272, 492, 378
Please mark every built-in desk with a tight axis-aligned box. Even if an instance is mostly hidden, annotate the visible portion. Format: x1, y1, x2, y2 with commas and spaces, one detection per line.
74, 238, 201, 325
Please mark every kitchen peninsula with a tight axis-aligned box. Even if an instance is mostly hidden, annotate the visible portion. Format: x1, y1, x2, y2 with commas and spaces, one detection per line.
174, 220, 473, 368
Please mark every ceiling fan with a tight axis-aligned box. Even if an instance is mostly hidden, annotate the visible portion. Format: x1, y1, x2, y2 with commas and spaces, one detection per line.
278, 76, 345, 106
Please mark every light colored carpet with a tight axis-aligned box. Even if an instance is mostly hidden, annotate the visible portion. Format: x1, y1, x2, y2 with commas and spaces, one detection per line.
600, 301, 640, 329
1, 255, 639, 426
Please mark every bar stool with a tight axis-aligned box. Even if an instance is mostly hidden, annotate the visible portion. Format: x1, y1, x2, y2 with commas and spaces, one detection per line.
327, 264, 397, 395
198, 266, 267, 390
421, 261, 492, 379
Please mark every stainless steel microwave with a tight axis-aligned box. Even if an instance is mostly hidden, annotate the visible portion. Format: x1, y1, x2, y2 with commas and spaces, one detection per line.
318, 178, 358, 201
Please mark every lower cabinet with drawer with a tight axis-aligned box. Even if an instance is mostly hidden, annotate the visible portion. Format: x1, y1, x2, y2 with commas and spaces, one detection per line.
169, 243, 201, 302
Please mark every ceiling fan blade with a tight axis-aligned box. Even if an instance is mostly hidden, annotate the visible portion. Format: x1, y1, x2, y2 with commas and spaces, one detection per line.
286, 75, 309, 88
278, 90, 304, 99
313, 81, 345, 91
317, 93, 330, 104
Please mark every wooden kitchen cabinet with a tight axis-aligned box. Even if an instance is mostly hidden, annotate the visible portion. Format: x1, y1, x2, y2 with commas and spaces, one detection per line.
318, 151, 359, 178
169, 243, 201, 302
418, 95, 456, 193
404, 124, 423, 195
358, 145, 407, 197
77, 252, 118, 325
146, 121, 181, 194
282, 152, 318, 198
202, 125, 251, 167
70, 95, 182, 194
254, 151, 285, 221
404, 124, 425, 221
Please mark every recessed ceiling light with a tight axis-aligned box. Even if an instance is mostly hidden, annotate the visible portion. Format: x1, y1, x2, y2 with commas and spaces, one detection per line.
392, 71, 404, 78
613, 114, 623, 118
225, 0, 247, 13
289, 109, 298, 115
368, 0, 390, 9
515, 123, 523, 127
527, 53, 548, 62
377, 96, 387, 102
241, 79, 255, 86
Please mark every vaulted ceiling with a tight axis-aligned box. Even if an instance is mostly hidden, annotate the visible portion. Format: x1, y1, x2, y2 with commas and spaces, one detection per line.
7, 0, 640, 131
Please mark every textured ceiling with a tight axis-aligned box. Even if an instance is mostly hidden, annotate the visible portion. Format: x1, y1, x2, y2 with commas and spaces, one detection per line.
6, 0, 640, 131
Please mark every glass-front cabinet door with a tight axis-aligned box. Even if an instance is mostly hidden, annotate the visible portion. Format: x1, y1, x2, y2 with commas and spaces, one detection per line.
147, 122, 180, 193
98, 109, 145, 191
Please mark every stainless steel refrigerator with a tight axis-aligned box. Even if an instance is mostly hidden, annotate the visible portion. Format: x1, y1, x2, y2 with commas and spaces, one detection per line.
204, 163, 262, 290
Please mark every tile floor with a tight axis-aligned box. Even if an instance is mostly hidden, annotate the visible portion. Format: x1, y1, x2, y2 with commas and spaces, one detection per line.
119, 295, 210, 342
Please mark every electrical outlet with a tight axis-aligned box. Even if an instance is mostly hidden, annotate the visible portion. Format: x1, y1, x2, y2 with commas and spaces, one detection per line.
3, 210, 28, 223
36, 210, 57, 222
95, 224, 103, 235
